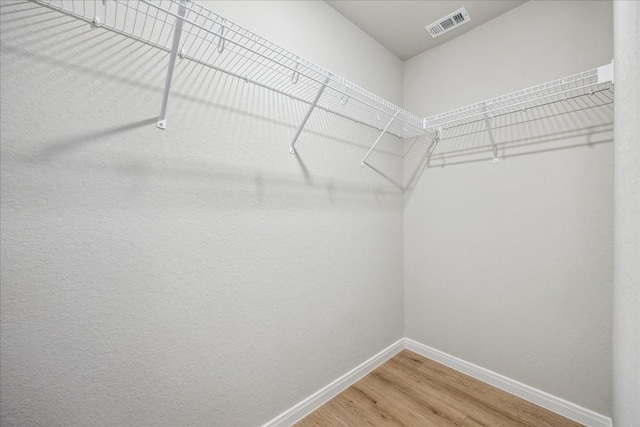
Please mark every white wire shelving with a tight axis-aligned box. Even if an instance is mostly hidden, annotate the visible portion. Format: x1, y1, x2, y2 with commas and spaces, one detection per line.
32, 0, 426, 166
423, 63, 614, 162
31, 0, 615, 168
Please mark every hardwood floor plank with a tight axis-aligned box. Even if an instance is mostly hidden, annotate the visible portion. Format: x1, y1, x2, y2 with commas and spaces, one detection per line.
414, 355, 581, 427
394, 349, 427, 368
339, 387, 378, 411
294, 350, 584, 427
374, 362, 467, 425
357, 369, 459, 426
317, 397, 359, 427
295, 408, 341, 427
334, 392, 404, 427
388, 360, 529, 427
461, 416, 486, 427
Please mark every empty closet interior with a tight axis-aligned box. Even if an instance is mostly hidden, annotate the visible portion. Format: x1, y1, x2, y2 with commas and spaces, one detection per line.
1, 1, 637, 426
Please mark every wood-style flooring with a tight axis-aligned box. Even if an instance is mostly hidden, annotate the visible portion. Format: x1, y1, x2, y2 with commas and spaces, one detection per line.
294, 350, 582, 427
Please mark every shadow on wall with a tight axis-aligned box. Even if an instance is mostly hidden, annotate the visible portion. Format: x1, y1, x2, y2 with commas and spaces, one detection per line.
403, 90, 614, 202
1, 2, 404, 210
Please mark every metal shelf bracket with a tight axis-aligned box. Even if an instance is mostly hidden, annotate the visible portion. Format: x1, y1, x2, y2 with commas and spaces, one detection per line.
156, 0, 187, 130
482, 106, 499, 164
361, 110, 400, 167
289, 74, 331, 154
427, 128, 442, 157
597, 61, 614, 85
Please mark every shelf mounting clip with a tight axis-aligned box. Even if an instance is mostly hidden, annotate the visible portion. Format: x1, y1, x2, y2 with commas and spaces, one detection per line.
156, 0, 187, 130
289, 74, 331, 154
361, 110, 400, 167
482, 106, 499, 164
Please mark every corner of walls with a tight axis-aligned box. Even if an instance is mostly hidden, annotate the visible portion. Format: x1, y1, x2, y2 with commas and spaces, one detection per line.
401, 0, 613, 417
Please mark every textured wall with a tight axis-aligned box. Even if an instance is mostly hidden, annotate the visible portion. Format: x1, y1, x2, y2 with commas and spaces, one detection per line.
403, 0, 613, 416
0, 2, 404, 426
613, 1, 640, 425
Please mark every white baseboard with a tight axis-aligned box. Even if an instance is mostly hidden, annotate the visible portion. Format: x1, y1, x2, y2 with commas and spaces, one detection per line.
261, 338, 405, 427
405, 338, 612, 427
263, 337, 612, 427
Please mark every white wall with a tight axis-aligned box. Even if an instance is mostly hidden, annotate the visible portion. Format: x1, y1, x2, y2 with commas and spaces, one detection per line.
2, 0, 621, 423
403, 0, 613, 416
0, 2, 404, 426
613, 1, 640, 425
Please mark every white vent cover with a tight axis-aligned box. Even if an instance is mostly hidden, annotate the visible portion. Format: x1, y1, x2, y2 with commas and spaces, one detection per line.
426, 7, 471, 38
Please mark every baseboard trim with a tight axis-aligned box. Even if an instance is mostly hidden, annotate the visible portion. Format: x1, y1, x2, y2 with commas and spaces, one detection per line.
263, 337, 612, 427
405, 338, 612, 427
261, 338, 405, 427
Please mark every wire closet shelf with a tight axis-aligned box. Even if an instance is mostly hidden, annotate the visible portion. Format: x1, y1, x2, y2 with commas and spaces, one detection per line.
423, 65, 614, 131
422, 63, 613, 163
33, 0, 614, 166
33, 0, 425, 139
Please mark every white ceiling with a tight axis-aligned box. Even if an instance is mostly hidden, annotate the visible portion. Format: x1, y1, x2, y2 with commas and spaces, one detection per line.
325, 1, 527, 61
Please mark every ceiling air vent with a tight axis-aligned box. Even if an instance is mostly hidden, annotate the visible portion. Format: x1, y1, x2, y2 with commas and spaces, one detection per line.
426, 7, 471, 38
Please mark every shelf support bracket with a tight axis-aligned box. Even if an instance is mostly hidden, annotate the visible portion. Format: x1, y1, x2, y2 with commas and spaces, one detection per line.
289, 75, 331, 154
482, 107, 499, 164
156, 0, 187, 130
361, 110, 400, 167
427, 128, 442, 158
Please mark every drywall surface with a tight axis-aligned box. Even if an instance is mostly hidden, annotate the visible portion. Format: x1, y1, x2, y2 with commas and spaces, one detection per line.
403, 0, 613, 416
0, 2, 404, 426
613, 1, 640, 425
